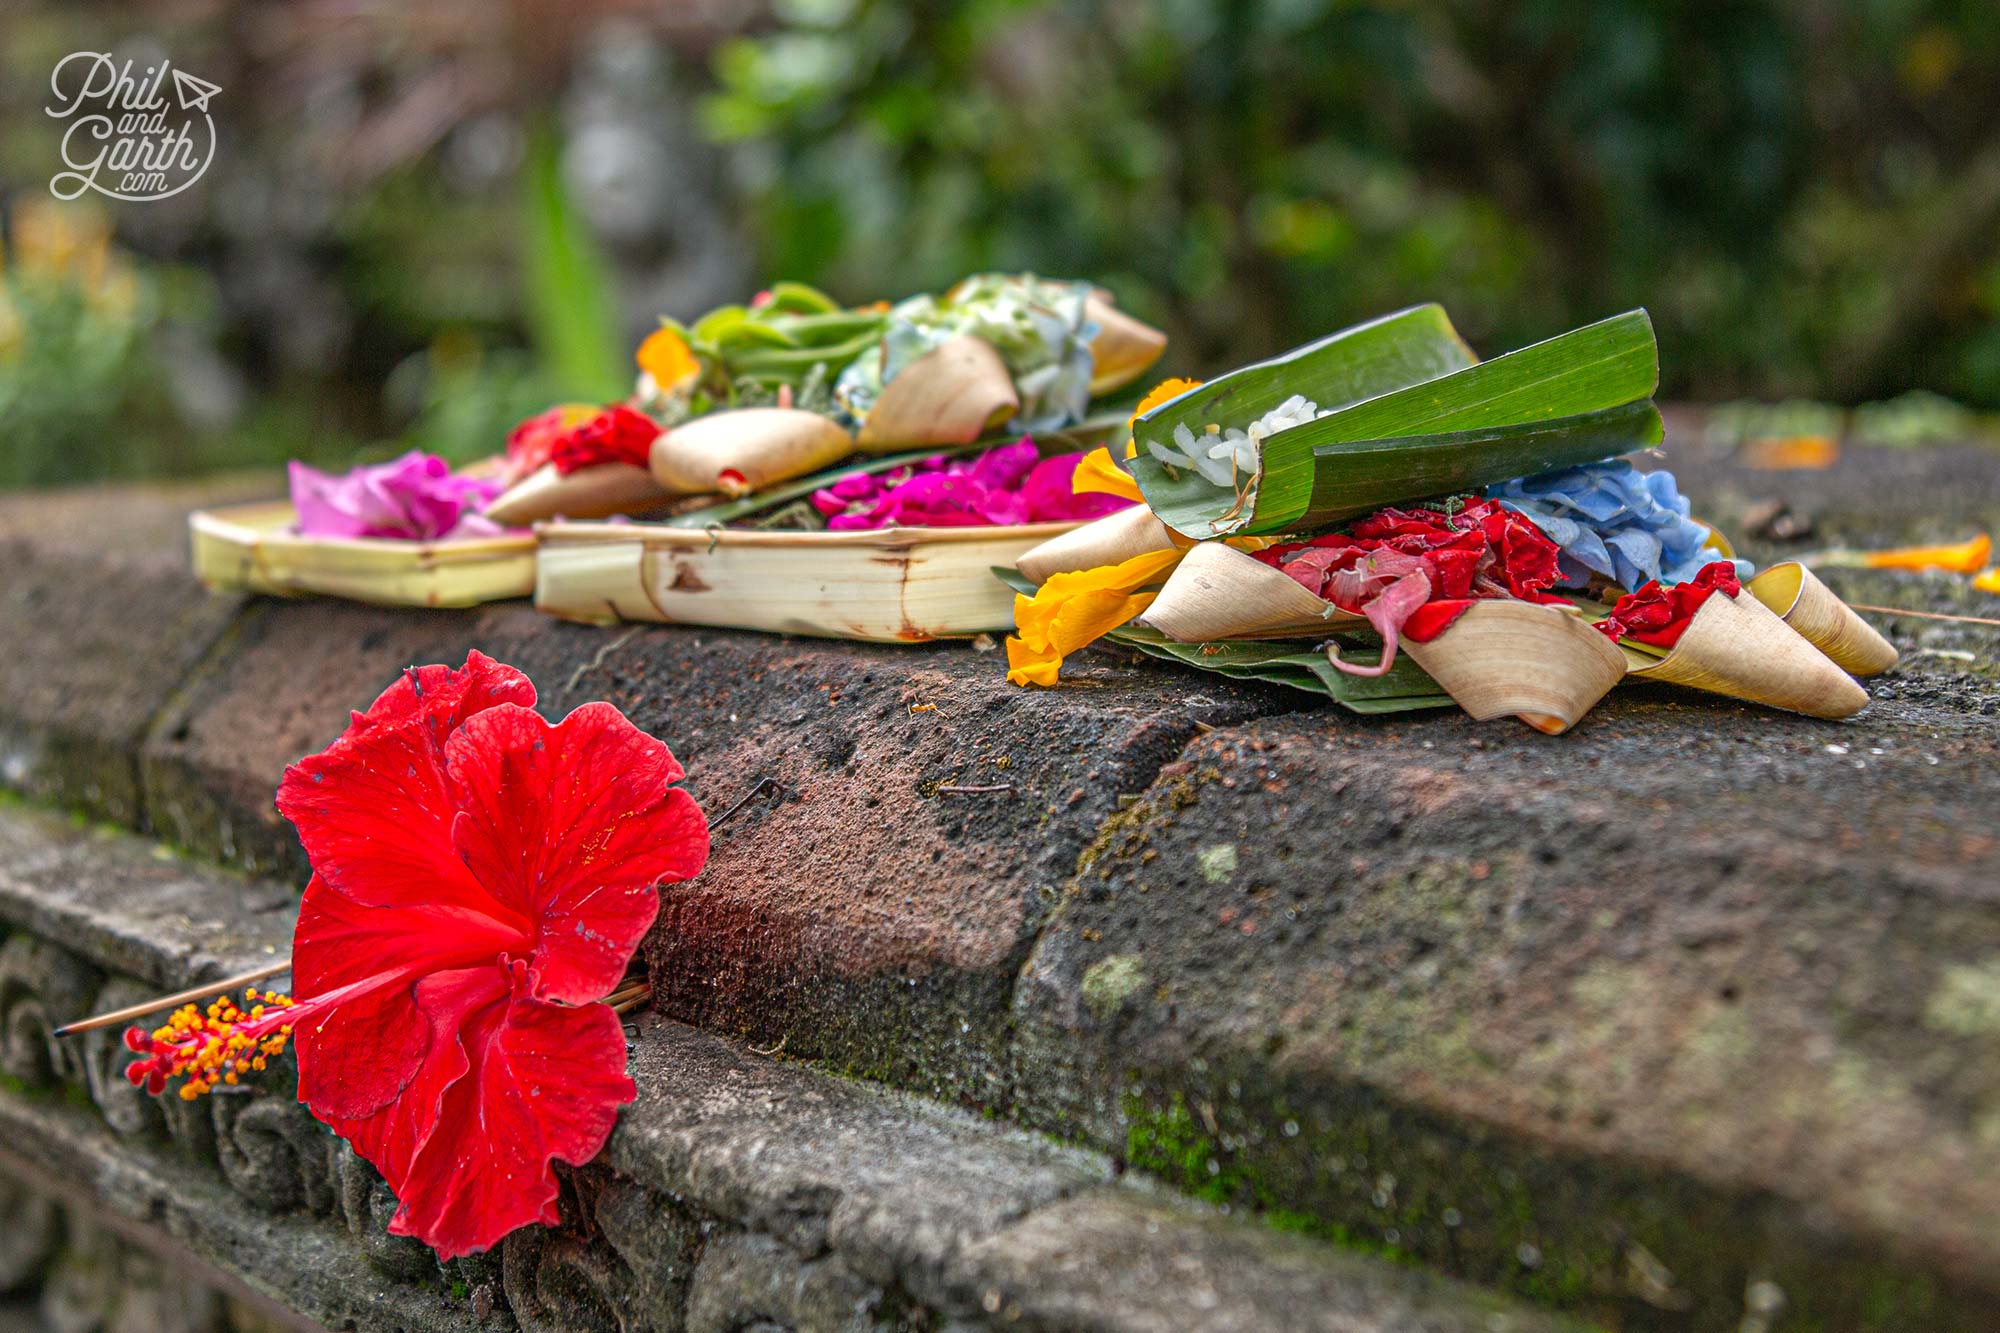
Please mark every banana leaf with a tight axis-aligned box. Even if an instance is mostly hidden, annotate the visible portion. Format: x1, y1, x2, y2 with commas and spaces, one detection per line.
1108, 624, 1453, 713
1132, 308, 1660, 539
989, 568, 1451, 713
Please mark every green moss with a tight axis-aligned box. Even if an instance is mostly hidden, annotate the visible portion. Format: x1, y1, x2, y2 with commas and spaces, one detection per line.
1195, 843, 1239, 883
1080, 954, 1147, 1022
1925, 958, 2000, 1036
1071, 770, 1211, 880
1106, 1058, 1990, 1331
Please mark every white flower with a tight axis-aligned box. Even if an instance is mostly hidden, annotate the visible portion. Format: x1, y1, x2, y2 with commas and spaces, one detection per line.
1145, 395, 1329, 490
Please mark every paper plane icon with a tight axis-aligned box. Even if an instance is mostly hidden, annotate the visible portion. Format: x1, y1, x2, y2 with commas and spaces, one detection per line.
171, 68, 221, 113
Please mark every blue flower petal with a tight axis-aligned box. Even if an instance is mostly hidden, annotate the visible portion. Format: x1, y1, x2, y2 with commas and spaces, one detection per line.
1490, 461, 1749, 591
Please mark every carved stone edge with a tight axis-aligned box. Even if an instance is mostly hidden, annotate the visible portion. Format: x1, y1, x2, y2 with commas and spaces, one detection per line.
0, 805, 1569, 1333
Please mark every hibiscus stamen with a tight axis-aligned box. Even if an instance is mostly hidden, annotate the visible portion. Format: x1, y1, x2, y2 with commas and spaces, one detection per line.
124, 988, 299, 1102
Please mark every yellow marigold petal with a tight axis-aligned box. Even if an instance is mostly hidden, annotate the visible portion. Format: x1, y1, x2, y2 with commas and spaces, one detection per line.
636, 326, 700, 390
1740, 434, 1840, 471
1121, 376, 1205, 460
1041, 546, 1185, 598
1860, 533, 1991, 574
1005, 634, 1064, 687
1130, 377, 1203, 425
1072, 446, 1144, 501
1004, 548, 1186, 687
1973, 567, 2000, 594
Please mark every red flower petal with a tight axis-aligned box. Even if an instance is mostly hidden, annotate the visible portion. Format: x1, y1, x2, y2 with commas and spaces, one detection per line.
444, 702, 708, 1004
550, 406, 661, 476
293, 966, 433, 1122
1596, 560, 1742, 647
334, 651, 536, 749
323, 964, 507, 1208
381, 962, 635, 1260
277, 654, 535, 913
290, 873, 532, 1119
1404, 598, 1475, 643
259, 654, 704, 1260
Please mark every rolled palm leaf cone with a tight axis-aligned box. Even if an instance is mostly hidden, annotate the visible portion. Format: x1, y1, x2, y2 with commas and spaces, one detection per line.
1083, 294, 1169, 396
652, 407, 856, 498
854, 336, 1019, 452
1623, 591, 1869, 718
485, 461, 674, 527
1139, 541, 1363, 642
1017, 505, 1181, 584
1401, 601, 1628, 735
1746, 561, 1898, 676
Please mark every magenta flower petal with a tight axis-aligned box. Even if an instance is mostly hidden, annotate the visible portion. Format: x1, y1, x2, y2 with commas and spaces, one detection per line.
806, 441, 1138, 532
291, 452, 507, 541
1020, 454, 1134, 523
965, 438, 1039, 492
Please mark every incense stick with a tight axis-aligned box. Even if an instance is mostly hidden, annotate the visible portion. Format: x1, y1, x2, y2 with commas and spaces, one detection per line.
1848, 603, 2000, 628
52, 959, 292, 1038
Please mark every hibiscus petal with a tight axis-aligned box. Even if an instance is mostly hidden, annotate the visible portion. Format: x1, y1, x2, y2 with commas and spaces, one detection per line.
383, 963, 636, 1260
318, 964, 509, 1207
286, 863, 537, 1117
293, 979, 433, 1123
338, 651, 537, 748
445, 702, 708, 1003
276, 653, 535, 914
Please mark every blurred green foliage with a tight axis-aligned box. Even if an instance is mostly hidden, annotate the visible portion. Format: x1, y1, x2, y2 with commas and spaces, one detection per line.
5, 0, 2000, 490
518, 126, 629, 405
705, 0, 2000, 404
0, 203, 189, 487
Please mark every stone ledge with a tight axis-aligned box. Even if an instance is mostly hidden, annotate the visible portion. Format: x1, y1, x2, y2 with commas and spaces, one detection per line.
0, 1095, 488, 1333
1012, 687, 2000, 1327
0, 802, 1567, 1332
3, 429, 1999, 1329
0, 1168, 309, 1333
0, 804, 290, 990
0, 478, 256, 828
3, 471, 1302, 1102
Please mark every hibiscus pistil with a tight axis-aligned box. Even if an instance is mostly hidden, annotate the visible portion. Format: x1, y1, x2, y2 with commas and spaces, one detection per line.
126, 988, 297, 1100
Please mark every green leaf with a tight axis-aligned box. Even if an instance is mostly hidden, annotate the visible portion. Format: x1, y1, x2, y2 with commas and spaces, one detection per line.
1134, 308, 1660, 538
1277, 400, 1662, 530
758, 281, 843, 315
519, 126, 627, 402
1107, 624, 1453, 713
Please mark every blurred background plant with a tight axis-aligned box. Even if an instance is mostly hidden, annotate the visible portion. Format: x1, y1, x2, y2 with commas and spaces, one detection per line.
1, 0, 1996, 487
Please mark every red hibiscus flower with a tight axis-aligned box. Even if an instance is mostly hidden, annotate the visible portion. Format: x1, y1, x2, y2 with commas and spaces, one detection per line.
1254, 498, 1566, 674
549, 405, 661, 476
1595, 560, 1742, 647
125, 653, 708, 1259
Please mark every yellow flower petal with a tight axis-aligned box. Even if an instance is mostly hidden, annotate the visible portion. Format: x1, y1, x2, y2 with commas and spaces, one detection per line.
1860, 533, 1991, 574
1072, 446, 1144, 501
1005, 547, 1187, 686
1130, 377, 1202, 426
636, 326, 700, 390
1005, 634, 1065, 687
1740, 434, 1840, 471
1121, 376, 1204, 460
1973, 567, 2000, 595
